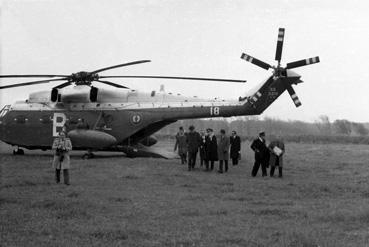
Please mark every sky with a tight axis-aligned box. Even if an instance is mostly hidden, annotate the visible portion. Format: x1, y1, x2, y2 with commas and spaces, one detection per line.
0, 0, 368, 123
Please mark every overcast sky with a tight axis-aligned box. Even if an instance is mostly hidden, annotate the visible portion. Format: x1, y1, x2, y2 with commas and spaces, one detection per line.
1, 0, 368, 122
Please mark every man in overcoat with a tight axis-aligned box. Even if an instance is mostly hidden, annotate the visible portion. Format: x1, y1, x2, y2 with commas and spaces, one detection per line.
199, 130, 207, 167
174, 126, 188, 164
250, 131, 269, 177
268, 137, 285, 177
186, 125, 201, 171
205, 128, 218, 171
217, 129, 230, 173
52, 130, 73, 185
230, 130, 241, 165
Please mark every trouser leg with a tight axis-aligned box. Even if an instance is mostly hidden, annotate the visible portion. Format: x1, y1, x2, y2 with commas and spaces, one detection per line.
232, 158, 238, 165
210, 161, 214, 170
279, 167, 283, 177
261, 161, 267, 176
270, 166, 275, 177
55, 169, 61, 183
205, 160, 209, 170
225, 160, 228, 172
192, 152, 197, 168
218, 160, 223, 173
187, 154, 192, 171
251, 160, 260, 177
63, 169, 70, 185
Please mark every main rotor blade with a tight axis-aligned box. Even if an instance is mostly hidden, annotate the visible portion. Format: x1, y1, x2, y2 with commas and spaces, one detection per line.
95, 80, 129, 89
100, 75, 246, 83
0, 78, 68, 90
0, 74, 69, 78
90, 60, 151, 74
275, 28, 285, 62
286, 85, 301, 107
54, 81, 73, 89
286, 56, 320, 69
240, 53, 271, 70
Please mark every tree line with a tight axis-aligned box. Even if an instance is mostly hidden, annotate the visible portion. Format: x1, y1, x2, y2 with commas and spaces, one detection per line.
156, 115, 369, 144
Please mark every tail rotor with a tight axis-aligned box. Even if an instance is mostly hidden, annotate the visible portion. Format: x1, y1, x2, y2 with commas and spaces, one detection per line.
240, 28, 320, 107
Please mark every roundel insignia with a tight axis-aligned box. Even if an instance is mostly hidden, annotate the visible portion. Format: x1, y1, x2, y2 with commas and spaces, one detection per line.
130, 113, 143, 125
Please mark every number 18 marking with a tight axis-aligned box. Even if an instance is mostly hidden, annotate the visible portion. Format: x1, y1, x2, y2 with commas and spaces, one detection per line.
210, 107, 220, 116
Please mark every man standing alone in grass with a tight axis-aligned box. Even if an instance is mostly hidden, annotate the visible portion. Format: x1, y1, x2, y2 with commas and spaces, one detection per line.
52, 130, 73, 185
250, 131, 269, 177
174, 126, 187, 165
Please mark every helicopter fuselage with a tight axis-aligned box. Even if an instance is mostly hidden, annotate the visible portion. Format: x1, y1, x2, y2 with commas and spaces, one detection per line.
0, 73, 300, 155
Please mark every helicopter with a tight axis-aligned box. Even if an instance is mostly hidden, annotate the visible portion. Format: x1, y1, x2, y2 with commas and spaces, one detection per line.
0, 28, 319, 158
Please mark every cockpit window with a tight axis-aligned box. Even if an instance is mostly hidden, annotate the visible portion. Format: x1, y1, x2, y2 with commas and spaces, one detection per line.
0, 105, 10, 118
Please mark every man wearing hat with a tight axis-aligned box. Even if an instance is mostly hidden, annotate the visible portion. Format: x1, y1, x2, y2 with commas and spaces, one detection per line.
230, 130, 241, 166
250, 131, 269, 177
186, 125, 201, 171
204, 128, 218, 171
52, 130, 73, 185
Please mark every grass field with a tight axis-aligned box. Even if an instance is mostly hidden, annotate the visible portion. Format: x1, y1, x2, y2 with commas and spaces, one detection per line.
1, 141, 369, 246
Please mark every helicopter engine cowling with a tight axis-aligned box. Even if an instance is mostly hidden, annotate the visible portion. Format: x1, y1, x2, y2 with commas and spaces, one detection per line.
67, 129, 117, 149
59, 86, 91, 103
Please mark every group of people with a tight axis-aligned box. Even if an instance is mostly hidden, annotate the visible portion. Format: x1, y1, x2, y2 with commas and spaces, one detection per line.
175, 127, 285, 178
51, 124, 285, 186
251, 131, 285, 178
174, 126, 241, 173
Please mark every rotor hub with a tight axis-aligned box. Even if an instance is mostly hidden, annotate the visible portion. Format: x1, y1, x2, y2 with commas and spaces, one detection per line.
69, 72, 99, 86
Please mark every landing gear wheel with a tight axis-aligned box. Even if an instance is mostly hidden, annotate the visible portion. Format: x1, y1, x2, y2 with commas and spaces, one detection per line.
13, 149, 24, 155
82, 152, 95, 159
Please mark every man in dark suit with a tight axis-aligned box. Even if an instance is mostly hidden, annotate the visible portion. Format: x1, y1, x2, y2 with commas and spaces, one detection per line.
186, 125, 201, 171
205, 128, 218, 171
217, 129, 230, 173
250, 131, 269, 177
230, 130, 241, 165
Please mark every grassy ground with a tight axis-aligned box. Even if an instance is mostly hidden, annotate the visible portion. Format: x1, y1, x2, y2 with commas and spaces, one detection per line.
1, 141, 369, 246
